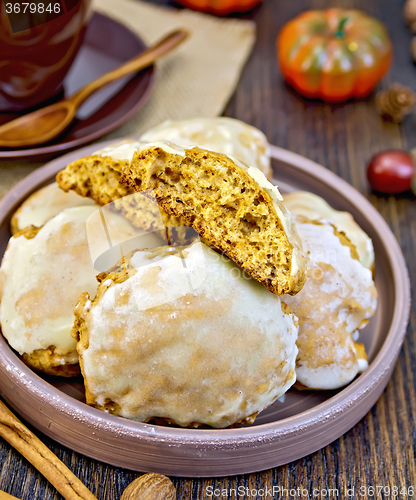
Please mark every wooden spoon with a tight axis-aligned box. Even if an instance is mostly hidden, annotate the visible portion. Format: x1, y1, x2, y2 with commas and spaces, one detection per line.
0, 29, 189, 149
0, 399, 176, 500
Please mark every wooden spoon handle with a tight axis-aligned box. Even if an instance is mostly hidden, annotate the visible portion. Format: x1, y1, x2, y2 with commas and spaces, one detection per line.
0, 400, 97, 500
69, 28, 189, 108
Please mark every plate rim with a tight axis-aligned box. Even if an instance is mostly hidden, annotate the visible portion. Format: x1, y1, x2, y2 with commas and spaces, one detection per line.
0, 142, 411, 476
0, 12, 156, 160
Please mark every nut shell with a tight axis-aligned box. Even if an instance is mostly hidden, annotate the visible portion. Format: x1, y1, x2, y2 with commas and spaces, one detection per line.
121, 473, 176, 500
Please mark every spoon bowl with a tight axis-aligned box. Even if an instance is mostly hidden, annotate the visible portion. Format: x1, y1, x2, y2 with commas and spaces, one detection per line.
0, 102, 76, 148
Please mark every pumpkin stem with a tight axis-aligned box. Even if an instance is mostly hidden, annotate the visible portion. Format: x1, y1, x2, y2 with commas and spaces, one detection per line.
334, 17, 349, 37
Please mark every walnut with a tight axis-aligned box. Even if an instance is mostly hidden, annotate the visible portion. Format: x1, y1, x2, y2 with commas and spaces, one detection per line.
375, 84, 416, 123
121, 473, 176, 500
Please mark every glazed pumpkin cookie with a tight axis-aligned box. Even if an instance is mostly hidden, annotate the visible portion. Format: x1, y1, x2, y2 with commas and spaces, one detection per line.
122, 141, 306, 296
141, 117, 272, 179
0, 225, 78, 376
0, 205, 153, 377
73, 241, 299, 428
282, 216, 377, 390
0, 207, 100, 376
283, 191, 375, 271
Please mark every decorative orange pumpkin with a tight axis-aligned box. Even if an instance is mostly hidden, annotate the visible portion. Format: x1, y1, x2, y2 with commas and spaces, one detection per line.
175, 0, 262, 16
277, 9, 393, 103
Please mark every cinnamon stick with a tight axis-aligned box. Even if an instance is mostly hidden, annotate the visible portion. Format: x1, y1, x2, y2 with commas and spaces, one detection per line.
0, 491, 20, 500
0, 400, 97, 500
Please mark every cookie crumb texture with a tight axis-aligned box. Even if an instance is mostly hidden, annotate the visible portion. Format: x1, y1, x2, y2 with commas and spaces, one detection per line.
123, 145, 306, 296
22, 346, 80, 377
57, 154, 187, 240
57, 155, 131, 206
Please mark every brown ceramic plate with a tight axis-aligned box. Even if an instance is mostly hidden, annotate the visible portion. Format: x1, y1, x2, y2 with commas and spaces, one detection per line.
0, 143, 410, 477
0, 13, 155, 162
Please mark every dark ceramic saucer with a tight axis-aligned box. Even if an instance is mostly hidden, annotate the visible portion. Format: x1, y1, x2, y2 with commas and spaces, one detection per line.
0, 12, 155, 161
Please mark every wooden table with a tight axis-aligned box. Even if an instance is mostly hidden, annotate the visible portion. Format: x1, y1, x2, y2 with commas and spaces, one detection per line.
1, 0, 415, 498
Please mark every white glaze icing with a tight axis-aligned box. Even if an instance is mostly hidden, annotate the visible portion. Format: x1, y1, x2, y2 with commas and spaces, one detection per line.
12, 182, 96, 232
283, 191, 375, 270
79, 242, 299, 428
140, 117, 272, 179
94, 139, 144, 161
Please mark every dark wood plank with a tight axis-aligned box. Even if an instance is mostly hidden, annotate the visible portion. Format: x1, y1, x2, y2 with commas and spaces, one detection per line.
1, 0, 415, 498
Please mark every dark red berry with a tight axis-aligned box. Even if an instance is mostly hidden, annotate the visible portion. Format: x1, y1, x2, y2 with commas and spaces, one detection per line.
367, 150, 414, 194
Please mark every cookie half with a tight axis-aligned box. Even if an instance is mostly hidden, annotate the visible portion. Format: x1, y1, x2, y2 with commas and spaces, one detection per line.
122, 141, 307, 296
56, 140, 186, 242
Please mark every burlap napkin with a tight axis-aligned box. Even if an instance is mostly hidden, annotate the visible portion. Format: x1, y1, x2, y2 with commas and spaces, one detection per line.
0, 0, 256, 200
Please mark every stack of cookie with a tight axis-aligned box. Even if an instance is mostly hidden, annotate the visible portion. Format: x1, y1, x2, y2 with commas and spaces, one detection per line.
0, 117, 377, 428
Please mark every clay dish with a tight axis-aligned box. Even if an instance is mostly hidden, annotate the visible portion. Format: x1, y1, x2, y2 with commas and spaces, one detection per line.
0, 143, 410, 477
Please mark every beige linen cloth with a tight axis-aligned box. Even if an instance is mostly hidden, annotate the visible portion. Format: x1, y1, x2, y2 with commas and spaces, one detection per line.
0, 0, 255, 200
